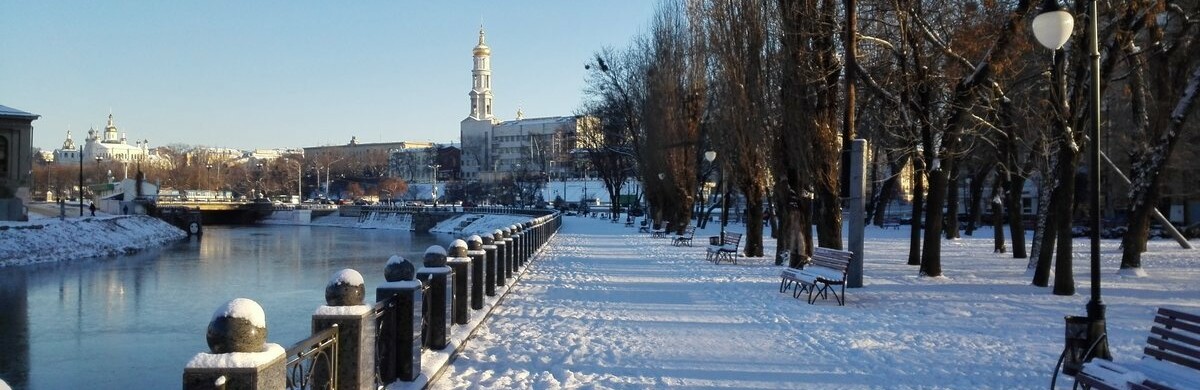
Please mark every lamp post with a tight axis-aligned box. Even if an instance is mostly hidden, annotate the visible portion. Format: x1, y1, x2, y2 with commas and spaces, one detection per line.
1032, 0, 1109, 366
77, 149, 84, 216
704, 150, 726, 238
429, 164, 441, 206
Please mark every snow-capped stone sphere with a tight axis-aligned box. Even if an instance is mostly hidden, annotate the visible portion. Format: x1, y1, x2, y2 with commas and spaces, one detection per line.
424, 245, 448, 267
467, 235, 483, 250
449, 239, 469, 257
492, 229, 504, 240
385, 255, 416, 282
325, 269, 365, 306
206, 298, 268, 354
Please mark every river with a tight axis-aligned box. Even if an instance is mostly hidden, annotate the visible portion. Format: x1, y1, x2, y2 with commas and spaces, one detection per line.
0, 225, 456, 389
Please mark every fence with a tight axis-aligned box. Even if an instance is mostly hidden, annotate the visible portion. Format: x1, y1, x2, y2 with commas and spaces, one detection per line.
182, 211, 562, 389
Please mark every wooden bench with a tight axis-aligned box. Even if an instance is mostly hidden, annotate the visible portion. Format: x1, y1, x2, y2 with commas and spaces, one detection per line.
672, 226, 696, 246
1076, 307, 1200, 390
705, 232, 742, 264
778, 247, 853, 305
880, 221, 901, 230
651, 223, 673, 238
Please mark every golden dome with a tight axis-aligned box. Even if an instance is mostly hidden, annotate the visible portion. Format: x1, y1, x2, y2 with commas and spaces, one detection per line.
473, 27, 490, 56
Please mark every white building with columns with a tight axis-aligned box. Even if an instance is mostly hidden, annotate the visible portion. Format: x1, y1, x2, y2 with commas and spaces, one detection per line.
53, 114, 158, 169
459, 27, 596, 183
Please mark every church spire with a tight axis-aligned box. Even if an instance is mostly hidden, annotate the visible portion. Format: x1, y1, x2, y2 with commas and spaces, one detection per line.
469, 26, 494, 120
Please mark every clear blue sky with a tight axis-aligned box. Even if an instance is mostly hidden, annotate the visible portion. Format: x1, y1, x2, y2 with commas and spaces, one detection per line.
2, 1, 655, 152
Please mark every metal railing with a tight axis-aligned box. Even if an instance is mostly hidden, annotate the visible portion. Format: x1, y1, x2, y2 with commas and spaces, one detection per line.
285, 324, 339, 390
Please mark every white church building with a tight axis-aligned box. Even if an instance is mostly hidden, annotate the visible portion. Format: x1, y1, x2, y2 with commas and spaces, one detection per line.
53, 113, 161, 172
459, 28, 597, 183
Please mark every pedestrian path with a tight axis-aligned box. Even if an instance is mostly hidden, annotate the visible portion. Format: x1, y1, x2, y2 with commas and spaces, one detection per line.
425, 215, 1200, 389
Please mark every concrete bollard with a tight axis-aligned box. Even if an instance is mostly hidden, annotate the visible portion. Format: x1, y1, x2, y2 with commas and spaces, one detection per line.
446, 240, 471, 325
183, 298, 286, 389
492, 230, 508, 287
312, 269, 374, 390
376, 256, 422, 382
415, 245, 452, 350
466, 235, 485, 310
481, 235, 498, 296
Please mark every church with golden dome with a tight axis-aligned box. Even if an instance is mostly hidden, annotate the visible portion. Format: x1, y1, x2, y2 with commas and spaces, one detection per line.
459, 27, 597, 183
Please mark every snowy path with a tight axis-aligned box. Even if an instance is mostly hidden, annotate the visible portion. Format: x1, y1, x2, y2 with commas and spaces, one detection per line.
424, 217, 1200, 389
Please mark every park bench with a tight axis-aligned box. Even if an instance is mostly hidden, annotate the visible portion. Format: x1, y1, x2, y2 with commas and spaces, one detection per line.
778, 247, 852, 306
638, 219, 651, 233
880, 220, 901, 230
1075, 307, 1200, 390
672, 226, 696, 246
705, 232, 742, 264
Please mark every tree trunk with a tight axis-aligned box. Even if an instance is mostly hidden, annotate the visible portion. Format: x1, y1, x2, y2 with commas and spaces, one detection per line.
991, 177, 1006, 253
908, 156, 924, 266
944, 166, 961, 240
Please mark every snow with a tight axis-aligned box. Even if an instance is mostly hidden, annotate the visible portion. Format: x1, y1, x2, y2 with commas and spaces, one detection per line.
314, 305, 372, 317
184, 343, 285, 369
0, 378, 9, 390
450, 239, 468, 249
425, 245, 448, 257
379, 280, 423, 290
406, 215, 1200, 390
211, 298, 267, 329
387, 254, 409, 266
0, 215, 186, 267
329, 268, 365, 287
431, 214, 531, 237
468, 234, 483, 243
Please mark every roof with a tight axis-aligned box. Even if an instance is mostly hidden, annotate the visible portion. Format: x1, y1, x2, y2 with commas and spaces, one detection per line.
0, 104, 39, 120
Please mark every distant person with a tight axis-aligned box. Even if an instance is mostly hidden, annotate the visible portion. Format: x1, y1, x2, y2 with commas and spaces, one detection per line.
123, 205, 129, 215
89, 202, 96, 216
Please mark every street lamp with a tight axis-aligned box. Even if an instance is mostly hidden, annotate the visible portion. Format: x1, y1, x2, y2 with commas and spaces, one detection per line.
704, 150, 727, 238
1032, 0, 1110, 369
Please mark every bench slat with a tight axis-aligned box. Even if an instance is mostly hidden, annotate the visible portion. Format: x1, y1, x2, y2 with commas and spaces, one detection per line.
1154, 316, 1200, 340
1145, 338, 1200, 371
1159, 308, 1200, 326
1149, 326, 1200, 353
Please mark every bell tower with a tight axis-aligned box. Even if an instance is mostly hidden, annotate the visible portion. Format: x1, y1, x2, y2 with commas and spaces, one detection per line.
469, 26, 494, 120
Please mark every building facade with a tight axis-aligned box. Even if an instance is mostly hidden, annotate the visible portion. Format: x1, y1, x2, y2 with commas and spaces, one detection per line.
458, 28, 597, 183
53, 114, 159, 170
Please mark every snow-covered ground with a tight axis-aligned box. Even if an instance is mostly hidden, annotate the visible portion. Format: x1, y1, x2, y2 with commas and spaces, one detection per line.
425, 215, 1200, 389
0, 214, 187, 268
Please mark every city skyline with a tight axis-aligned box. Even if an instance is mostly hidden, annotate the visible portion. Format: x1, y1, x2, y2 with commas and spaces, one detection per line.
1, 1, 655, 152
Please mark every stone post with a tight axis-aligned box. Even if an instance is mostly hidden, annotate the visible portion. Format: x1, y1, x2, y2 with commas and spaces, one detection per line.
446, 240, 471, 325
312, 269, 373, 390
466, 235, 485, 309
509, 224, 523, 272
183, 298, 286, 390
481, 235, 498, 296
415, 245, 452, 350
376, 256, 422, 382
491, 230, 508, 287
501, 228, 514, 280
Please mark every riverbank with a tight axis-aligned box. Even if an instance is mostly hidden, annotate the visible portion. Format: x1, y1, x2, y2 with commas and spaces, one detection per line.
0, 215, 187, 268
263, 209, 534, 237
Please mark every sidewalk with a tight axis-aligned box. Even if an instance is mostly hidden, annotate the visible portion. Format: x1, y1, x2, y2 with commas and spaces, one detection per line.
428, 215, 1200, 389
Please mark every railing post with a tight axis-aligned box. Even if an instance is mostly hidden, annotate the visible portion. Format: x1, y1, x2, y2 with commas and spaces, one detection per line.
501, 228, 515, 280
509, 224, 523, 272
313, 269, 373, 390
183, 298, 286, 389
466, 235, 485, 310
446, 240, 471, 325
415, 246, 453, 350
377, 256, 422, 382
481, 235, 498, 296
491, 230, 508, 287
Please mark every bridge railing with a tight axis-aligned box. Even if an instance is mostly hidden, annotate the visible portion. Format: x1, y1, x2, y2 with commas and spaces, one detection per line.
182, 211, 562, 389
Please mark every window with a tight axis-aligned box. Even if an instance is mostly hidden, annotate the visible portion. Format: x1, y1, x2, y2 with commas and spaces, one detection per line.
0, 135, 7, 178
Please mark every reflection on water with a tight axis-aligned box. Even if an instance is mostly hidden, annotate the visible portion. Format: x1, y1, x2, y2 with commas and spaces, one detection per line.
0, 225, 453, 389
